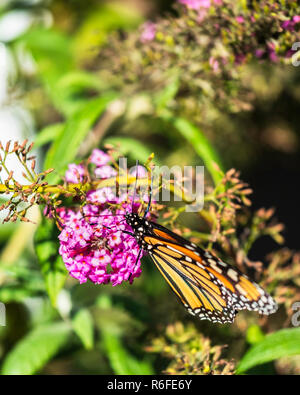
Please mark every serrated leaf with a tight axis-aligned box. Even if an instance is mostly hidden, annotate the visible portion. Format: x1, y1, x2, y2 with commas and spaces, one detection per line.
72, 309, 94, 350
1, 322, 71, 375
237, 328, 300, 374
34, 216, 67, 307
44, 93, 118, 183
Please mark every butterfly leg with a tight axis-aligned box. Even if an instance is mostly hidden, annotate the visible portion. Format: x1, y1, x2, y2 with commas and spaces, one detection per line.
129, 247, 143, 282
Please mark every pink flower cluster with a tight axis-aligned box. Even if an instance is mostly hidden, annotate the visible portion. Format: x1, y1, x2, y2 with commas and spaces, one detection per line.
140, 22, 157, 43
178, 0, 222, 10
254, 42, 279, 63
282, 16, 300, 31
58, 203, 142, 286
65, 148, 117, 183
178, 0, 222, 22
59, 149, 146, 286
65, 163, 85, 183
179, 0, 211, 9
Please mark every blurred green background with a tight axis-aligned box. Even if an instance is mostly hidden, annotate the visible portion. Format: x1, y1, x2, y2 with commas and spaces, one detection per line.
0, 0, 300, 375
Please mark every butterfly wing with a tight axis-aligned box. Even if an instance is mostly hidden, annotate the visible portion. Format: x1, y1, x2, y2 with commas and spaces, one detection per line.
149, 249, 237, 323
144, 222, 277, 324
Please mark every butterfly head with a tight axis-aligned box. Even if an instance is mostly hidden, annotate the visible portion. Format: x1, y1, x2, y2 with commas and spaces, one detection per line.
125, 212, 142, 228
125, 212, 152, 239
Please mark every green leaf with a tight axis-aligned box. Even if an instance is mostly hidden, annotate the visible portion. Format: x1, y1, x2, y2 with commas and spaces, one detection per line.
0, 286, 33, 303
0, 276, 44, 302
44, 93, 118, 183
72, 309, 94, 350
96, 295, 153, 375
103, 136, 157, 164
53, 72, 107, 117
0, 222, 15, 241
34, 215, 67, 307
34, 123, 65, 148
246, 324, 265, 345
1, 322, 71, 375
19, 28, 74, 111
155, 77, 179, 111
74, 2, 142, 63
101, 327, 154, 375
163, 116, 224, 185
20, 28, 73, 73
237, 328, 300, 374
20, 28, 109, 116
56, 71, 104, 94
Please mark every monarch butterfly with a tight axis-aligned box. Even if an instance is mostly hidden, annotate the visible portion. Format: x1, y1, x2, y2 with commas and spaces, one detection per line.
124, 211, 277, 324
118, 167, 278, 325
81, 164, 277, 325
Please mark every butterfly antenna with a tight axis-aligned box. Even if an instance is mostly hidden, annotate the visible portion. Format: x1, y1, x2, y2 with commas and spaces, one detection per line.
143, 170, 153, 219
131, 159, 139, 214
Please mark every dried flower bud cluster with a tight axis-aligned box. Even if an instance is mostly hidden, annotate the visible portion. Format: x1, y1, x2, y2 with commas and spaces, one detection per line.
250, 248, 300, 328
203, 168, 254, 245
98, 1, 300, 128
146, 321, 236, 375
0, 140, 54, 223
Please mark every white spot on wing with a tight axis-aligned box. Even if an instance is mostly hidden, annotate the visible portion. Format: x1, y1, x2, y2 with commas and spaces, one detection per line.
227, 268, 238, 282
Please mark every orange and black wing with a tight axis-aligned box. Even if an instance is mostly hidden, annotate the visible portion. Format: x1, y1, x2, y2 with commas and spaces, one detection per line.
143, 222, 277, 324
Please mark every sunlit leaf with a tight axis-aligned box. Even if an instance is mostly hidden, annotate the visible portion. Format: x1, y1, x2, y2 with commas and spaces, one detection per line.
96, 295, 153, 374
19, 28, 74, 111
74, 2, 142, 63
0, 286, 34, 303
34, 123, 65, 148
163, 115, 224, 185
1, 322, 71, 375
44, 93, 118, 182
34, 215, 67, 307
72, 309, 94, 350
155, 77, 179, 111
0, 272, 44, 302
101, 326, 154, 375
246, 325, 265, 345
56, 71, 104, 94
237, 328, 300, 374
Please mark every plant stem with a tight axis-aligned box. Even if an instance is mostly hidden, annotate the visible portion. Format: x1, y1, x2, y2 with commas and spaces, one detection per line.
0, 176, 196, 203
